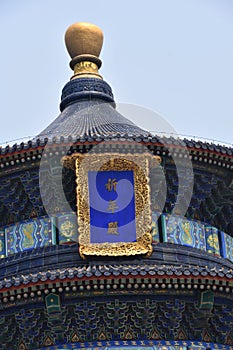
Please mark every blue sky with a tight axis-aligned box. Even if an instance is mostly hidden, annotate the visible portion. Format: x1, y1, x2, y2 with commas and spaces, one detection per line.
0, 0, 233, 145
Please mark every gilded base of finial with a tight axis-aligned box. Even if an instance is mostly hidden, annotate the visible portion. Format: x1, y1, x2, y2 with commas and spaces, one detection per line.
72, 61, 102, 80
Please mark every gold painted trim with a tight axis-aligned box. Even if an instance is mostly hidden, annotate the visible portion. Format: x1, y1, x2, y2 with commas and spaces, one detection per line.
73, 61, 102, 79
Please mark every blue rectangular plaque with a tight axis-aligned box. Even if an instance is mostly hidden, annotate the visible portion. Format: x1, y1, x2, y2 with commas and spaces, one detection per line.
75, 153, 153, 257
88, 170, 136, 244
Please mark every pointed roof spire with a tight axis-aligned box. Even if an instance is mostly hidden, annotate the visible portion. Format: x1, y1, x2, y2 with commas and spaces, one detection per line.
37, 21, 149, 139
65, 22, 103, 80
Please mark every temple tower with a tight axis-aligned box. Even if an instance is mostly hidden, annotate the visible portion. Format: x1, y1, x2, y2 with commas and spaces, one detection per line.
0, 22, 233, 350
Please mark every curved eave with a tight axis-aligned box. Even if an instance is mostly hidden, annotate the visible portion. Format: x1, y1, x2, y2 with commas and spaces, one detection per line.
0, 137, 232, 171
1, 267, 233, 295
0, 244, 233, 294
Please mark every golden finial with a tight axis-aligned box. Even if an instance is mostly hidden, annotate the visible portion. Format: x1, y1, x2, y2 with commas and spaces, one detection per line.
65, 22, 103, 80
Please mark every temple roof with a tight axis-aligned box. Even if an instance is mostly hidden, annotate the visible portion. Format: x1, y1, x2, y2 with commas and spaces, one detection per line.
1, 243, 233, 290
38, 78, 150, 139
1, 21, 232, 156
36, 22, 152, 140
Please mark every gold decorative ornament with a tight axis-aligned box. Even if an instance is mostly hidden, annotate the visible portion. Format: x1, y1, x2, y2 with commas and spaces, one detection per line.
64, 22, 103, 80
61, 155, 76, 170
73, 61, 100, 78
60, 220, 76, 238
62, 152, 159, 258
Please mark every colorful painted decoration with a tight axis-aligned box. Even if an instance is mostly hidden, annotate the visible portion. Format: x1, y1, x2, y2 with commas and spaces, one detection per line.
162, 214, 206, 251
199, 290, 214, 310
5, 216, 53, 255
35, 340, 231, 350
0, 230, 5, 258
219, 231, 233, 262
57, 213, 78, 244
0, 211, 232, 262
45, 293, 61, 314
205, 226, 220, 256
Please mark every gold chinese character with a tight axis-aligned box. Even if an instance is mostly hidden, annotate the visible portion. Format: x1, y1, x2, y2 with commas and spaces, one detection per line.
107, 200, 118, 213
108, 221, 119, 235
105, 178, 118, 192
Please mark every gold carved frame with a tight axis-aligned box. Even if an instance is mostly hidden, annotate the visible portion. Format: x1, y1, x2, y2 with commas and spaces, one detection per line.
63, 152, 159, 258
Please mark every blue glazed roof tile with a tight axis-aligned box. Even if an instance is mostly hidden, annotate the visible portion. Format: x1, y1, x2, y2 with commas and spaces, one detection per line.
1, 259, 233, 291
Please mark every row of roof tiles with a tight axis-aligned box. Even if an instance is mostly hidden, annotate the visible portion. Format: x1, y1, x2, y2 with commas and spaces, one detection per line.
1, 263, 233, 290
0, 136, 232, 156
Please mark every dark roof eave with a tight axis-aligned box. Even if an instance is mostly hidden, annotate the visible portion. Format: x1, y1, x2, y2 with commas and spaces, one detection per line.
0, 138, 233, 168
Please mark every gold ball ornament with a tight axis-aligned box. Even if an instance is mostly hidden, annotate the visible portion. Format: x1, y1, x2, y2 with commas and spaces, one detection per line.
65, 22, 103, 59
